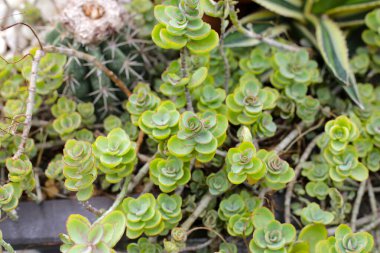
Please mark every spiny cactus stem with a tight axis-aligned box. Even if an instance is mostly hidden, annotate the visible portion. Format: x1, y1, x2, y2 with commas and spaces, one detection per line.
0, 238, 15, 253
284, 133, 321, 223
13, 49, 44, 160
273, 122, 305, 154
229, 5, 301, 52
351, 180, 367, 231
181, 192, 214, 230
93, 176, 131, 225
180, 48, 194, 112
44, 45, 132, 97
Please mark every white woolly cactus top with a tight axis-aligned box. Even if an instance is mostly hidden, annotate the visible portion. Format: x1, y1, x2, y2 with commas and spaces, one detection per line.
61, 0, 125, 45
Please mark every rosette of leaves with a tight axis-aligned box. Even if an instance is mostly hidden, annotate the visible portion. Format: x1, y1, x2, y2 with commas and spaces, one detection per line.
227, 213, 254, 237
305, 181, 329, 200
167, 111, 228, 162
45, 154, 64, 180
197, 84, 227, 113
127, 238, 163, 253
157, 194, 182, 232
239, 43, 273, 75
22, 52, 67, 95
316, 224, 374, 253
149, 155, 190, 192
122, 193, 164, 239
251, 112, 277, 138
225, 142, 265, 184
60, 211, 126, 253
103, 115, 122, 133
62, 139, 97, 201
362, 9, 380, 47
296, 96, 320, 124
218, 193, 246, 221
53, 112, 82, 139
219, 243, 238, 253
365, 113, 380, 146
226, 76, 278, 125
92, 128, 137, 183
139, 101, 180, 141
271, 49, 320, 88
9, 137, 36, 160
353, 135, 373, 158
3, 99, 26, 118
300, 203, 334, 225
350, 48, 370, 75
324, 115, 359, 154
206, 170, 230, 195
152, 0, 219, 54
0, 74, 23, 99
364, 148, 380, 172
125, 83, 161, 125
250, 207, 296, 253
124, 0, 155, 38
77, 102, 96, 126
75, 129, 95, 143
5, 155, 35, 191
159, 60, 208, 105
301, 161, 329, 181
202, 209, 220, 231
189, 169, 207, 197
51, 97, 76, 118
323, 145, 368, 182
0, 183, 21, 213
257, 150, 295, 190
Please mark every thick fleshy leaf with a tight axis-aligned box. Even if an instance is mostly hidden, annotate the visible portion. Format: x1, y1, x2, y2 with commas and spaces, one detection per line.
252, 0, 304, 21
66, 215, 91, 244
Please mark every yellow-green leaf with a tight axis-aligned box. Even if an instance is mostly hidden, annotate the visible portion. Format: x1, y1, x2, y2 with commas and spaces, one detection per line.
252, 0, 305, 21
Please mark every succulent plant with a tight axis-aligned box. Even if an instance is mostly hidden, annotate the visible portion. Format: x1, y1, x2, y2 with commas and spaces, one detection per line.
62, 139, 97, 201
60, 211, 126, 253
305, 181, 329, 200
75, 129, 95, 143
324, 145, 368, 182
139, 101, 180, 141
226, 75, 278, 125
251, 112, 277, 138
364, 148, 380, 172
152, 0, 219, 54
300, 203, 334, 225
301, 161, 329, 182
239, 43, 273, 75
0, 183, 21, 212
218, 242, 238, 253
206, 170, 230, 195
324, 116, 359, 154
218, 193, 246, 221
53, 112, 82, 139
122, 193, 164, 239
149, 155, 191, 193
250, 207, 296, 253
167, 111, 228, 162
196, 84, 227, 113
92, 128, 137, 183
257, 149, 295, 190
22, 52, 67, 95
51, 97, 77, 117
157, 194, 182, 232
366, 113, 380, 146
77, 102, 96, 126
350, 48, 370, 75
5, 155, 35, 192
363, 9, 380, 47
225, 142, 265, 184
125, 83, 161, 125
127, 238, 163, 253
45, 154, 64, 181
271, 49, 320, 88
316, 224, 374, 253
103, 115, 122, 133
227, 213, 254, 237
296, 96, 320, 124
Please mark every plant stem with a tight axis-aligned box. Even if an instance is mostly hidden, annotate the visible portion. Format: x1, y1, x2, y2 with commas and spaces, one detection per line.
80, 201, 104, 216
273, 123, 304, 154
284, 134, 320, 223
359, 217, 380, 232
181, 238, 214, 252
219, 12, 230, 93
13, 49, 44, 159
351, 180, 367, 231
93, 176, 131, 225
181, 192, 214, 230
180, 48, 194, 112
0, 239, 15, 253
44, 46, 132, 97
127, 155, 156, 194
367, 179, 378, 219
35, 140, 65, 150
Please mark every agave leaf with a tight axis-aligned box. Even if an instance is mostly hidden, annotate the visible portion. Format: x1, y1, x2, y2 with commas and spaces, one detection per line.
252, 0, 305, 21
314, 16, 363, 108
325, 0, 380, 15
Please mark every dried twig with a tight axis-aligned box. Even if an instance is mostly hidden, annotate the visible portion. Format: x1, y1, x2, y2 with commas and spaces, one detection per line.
80, 201, 104, 216
367, 179, 378, 219
180, 238, 214, 252
181, 192, 214, 230
351, 180, 367, 231
273, 123, 304, 154
44, 45, 132, 97
284, 134, 321, 223
13, 49, 44, 159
